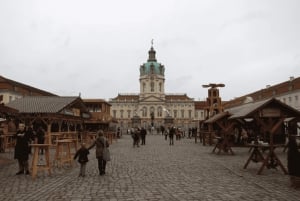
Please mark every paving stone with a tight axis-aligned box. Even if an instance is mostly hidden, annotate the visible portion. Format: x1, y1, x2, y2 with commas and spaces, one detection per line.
0, 135, 299, 200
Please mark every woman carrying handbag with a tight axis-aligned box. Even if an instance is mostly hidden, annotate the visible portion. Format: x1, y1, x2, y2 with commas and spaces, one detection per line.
88, 130, 110, 175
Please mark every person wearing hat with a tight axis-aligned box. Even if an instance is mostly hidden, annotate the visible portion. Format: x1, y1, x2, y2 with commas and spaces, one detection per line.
88, 130, 109, 175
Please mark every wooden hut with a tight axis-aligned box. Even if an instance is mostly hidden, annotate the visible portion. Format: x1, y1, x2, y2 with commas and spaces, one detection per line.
227, 98, 300, 174
204, 111, 235, 154
6, 96, 91, 144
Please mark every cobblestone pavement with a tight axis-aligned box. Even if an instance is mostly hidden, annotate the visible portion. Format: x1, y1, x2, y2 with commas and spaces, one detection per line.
0, 135, 299, 201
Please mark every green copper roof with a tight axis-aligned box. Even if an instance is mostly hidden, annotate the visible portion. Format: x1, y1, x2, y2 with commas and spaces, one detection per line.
139, 46, 165, 76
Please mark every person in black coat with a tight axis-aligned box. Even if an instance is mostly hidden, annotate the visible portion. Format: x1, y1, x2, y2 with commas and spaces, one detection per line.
169, 126, 175, 145
14, 123, 31, 175
287, 136, 300, 188
140, 127, 147, 145
74, 143, 90, 177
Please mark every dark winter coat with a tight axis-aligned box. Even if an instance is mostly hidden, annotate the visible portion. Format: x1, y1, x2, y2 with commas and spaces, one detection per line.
140, 128, 147, 137
74, 147, 89, 164
14, 130, 31, 160
169, 127, 175, 137
287, 137, 300, 177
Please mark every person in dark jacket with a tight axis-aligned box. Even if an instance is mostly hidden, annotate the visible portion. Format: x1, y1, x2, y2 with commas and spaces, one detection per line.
140, 127, 147, 145
88, 130, 109, 175
132, 128, 140, 148
287, 136, 300, 188
74, 143, 90, 177
169, 126, 175, 145
14, 123, 31, 175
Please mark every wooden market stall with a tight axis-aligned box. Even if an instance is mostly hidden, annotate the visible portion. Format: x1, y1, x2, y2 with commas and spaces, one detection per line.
7, 96, 90, 141
6, 96, 91, 178
0, 103, 18, 152
204, 111, 236, 155
226, 98, 300, 174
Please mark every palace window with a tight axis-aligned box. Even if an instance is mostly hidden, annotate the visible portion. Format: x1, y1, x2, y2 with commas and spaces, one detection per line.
157, 107, 162, 117
150, 65, 154, 74
151, 82, 154, 92
195, 111, 198, 118
127, 110, 131, 118
173, 110, 177, 118
150, 107, 155, 116
142, 107, 148, 117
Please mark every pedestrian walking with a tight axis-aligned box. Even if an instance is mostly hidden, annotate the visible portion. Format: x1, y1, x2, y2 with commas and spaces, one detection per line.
117, 127, 121, 138
88, 130, 109, 175
169, 126, 175, 145
164, 128, 168, 140
14, 123, 31, 175
132, 128, 140, 147
160, 125, 165, 135
74, 143, 90, 177
140, 127, 147, 145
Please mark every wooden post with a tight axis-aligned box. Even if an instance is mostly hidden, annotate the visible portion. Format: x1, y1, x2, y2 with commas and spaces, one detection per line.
31, 144, 51, 179
47, 124, 51, 145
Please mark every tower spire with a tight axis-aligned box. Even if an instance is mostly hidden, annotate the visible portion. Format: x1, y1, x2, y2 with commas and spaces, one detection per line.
148, 39, 156, 62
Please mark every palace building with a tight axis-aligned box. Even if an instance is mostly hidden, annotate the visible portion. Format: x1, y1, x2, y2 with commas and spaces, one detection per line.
109, 45, 203, 131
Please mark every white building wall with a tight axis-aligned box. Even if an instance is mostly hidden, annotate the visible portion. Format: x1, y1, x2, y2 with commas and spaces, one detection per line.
0, 91, 22, 104
276, 90, 300, 111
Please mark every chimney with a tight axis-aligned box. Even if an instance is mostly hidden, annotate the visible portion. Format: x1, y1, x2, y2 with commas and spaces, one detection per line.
290, 76, 294, 81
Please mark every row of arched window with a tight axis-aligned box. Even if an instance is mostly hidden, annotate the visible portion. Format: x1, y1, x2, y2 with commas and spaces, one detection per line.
142, 82, 163, 92
113, 108, 194, 119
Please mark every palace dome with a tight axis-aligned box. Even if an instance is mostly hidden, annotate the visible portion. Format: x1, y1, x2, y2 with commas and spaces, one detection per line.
140, 46, 165, 76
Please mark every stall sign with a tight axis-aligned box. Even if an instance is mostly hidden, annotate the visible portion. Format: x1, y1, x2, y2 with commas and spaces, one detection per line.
260, 108, 281, 117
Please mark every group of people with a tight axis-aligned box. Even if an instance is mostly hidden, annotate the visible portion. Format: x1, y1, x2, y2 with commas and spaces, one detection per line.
13, 122, 110, 177
130, 127, 147, 147
163, 126, 185, 145
163, 126, 176, 145
74, 130, 110, 177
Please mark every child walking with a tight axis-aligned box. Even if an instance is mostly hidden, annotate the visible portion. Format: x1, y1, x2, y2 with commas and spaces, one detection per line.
74, 143, 90, 177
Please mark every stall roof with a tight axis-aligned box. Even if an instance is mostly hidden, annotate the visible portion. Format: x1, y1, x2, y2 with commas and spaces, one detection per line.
205, 112, 230, 123
0, 103, 18, 114
6, 96, 88, 114
227, 98, 300, 119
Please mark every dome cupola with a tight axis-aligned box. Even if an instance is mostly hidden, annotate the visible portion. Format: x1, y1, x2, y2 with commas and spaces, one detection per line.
140, 45, 165, 76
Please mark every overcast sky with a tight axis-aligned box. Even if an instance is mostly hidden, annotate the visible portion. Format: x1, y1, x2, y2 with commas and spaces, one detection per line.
1, 0, 300, 101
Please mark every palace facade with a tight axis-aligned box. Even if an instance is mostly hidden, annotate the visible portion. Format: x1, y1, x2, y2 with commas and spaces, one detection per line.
109, 45, 204, 131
